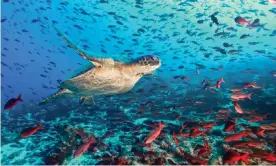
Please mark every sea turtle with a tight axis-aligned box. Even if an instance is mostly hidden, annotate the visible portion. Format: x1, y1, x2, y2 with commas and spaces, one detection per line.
39, 28, 161, 105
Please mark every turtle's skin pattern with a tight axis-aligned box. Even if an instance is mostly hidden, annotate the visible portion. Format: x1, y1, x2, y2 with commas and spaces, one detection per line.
39, 28, 161, 104
61, 62, 144, 96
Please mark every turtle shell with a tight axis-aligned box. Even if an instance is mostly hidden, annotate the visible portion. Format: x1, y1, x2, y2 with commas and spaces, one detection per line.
69, 63, 93, 79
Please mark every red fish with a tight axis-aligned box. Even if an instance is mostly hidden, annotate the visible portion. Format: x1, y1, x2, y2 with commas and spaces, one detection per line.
256, 129, 265, 138
21, 123, 42, 138
176, 132, 190, 137
201, 121, 216, 129
231, 93, 251, 101
263, 153, 276, 162
223, 150, 250, 164
224, 118, 236, 132
197, 148, 209, 156
252, 84, 262, 89
234, 102, 244, 114
145, 122, 164, 144
216, 78, 224, 88
115, 157, 128, 165
189, 129, 206, 138
224, 130, 248, 142
248, 140, 265, 147
247, 114, 268, 123
203, 137, 210, 151
186, 125, 201, 131
253, 152, 276, 162
234, 16, 251, 25
73, 138, 96, 158
230, 88, 243, 93
4, 94, 23, 110
197, 137, 211, 156
244, 82, 262, 89
181, 149, 208, 165
172, 132, 179, 145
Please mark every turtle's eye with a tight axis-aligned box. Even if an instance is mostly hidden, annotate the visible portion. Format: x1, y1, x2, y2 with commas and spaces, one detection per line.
136, 55, 160, 66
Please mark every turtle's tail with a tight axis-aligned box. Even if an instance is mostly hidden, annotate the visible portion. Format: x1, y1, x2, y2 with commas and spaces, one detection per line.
38, 89, 72, 105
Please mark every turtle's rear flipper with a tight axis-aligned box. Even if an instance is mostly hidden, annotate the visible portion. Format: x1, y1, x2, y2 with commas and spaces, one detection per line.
39, 89, 72, 105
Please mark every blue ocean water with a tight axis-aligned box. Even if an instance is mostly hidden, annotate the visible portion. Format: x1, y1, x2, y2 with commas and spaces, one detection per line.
1, 0, 276, 165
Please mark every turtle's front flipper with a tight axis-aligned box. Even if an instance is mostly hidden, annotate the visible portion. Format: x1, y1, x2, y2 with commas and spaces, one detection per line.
54, 27, 114, 67
79, 96, 95, 105
39, 88, 72, 105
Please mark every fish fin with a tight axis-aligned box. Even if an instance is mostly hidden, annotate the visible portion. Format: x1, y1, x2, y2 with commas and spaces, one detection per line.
54, 27, 115, 67
158, 122, 165, 129
38, 88, 72, 105
247, 93, 252, 100
17, 94, 23, 101
37, 123, 42, 129
240, 153, 250, 164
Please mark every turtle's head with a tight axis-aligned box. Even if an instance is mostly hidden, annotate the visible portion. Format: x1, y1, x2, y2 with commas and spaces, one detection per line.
131, 55, 161, 75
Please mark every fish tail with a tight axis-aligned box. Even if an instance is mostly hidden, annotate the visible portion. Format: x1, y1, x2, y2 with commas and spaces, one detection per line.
182, 122, 187, 129
158, 122, 165, 129
240, 153, 250, 164
247, 93, 252, 100
88, 137, 97, 144
242, 130, 248, 136
257, 129, 265, 138
247, 20, 251, 24
17, 94, 23, 101
37, 122, 42, 129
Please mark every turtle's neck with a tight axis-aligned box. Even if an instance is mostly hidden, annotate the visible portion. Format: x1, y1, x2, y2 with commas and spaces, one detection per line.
122, 63, 153, 76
